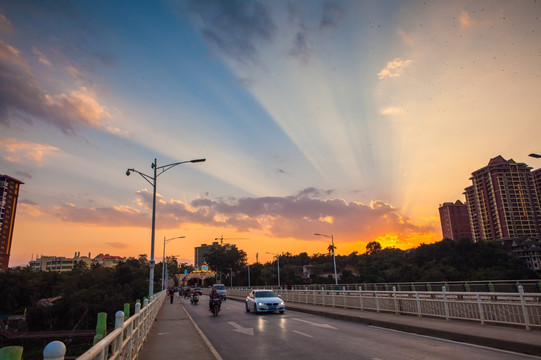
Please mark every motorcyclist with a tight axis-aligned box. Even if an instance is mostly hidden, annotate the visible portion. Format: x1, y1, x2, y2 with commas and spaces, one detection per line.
209, 288, 221, 311
191, 289, 199, 303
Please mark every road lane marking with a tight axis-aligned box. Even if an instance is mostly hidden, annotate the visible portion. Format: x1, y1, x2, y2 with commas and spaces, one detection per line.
293, 330, 313, 338
228, 321, 254, 336
291, 318, 337, 330
180, 303, 223, 360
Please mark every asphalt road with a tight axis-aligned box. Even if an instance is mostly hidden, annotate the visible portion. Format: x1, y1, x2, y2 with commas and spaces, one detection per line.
181, 296, 540, 360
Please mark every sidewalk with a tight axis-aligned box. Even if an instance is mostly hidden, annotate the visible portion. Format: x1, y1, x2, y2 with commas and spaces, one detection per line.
140, 296, 541, 358
138, 296, 217, 360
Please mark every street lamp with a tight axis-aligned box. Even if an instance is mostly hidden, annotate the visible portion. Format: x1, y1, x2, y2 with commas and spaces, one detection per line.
529, 153, 541, 159
126, 157, 205, 298
314, 233, 338, 287
162, 236, 185, 291
266, 252, 280, 288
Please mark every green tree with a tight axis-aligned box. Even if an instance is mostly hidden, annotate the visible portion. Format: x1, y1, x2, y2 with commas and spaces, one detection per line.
365, 241, 382, 255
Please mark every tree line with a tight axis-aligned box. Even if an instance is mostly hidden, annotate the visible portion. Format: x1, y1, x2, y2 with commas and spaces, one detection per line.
0, 239, 538, 332
203, 239, 539, 287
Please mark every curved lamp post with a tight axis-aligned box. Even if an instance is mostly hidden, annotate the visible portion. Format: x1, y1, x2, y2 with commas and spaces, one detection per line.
314, 233, 338, 287
529, 153, 541, 159
162, 236, 185, 291
126, 157, 205, 298
266, 252, 280, 288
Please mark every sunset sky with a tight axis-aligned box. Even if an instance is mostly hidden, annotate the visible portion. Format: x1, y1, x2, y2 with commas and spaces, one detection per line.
2, 1, 540, 267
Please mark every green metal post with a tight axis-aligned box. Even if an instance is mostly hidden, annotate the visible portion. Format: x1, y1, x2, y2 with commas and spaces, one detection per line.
464, 282, 470, 292
93, 312, 107, 345
124, 303, 130, 320
0, 346, 23, 360
488, 282, 495, 292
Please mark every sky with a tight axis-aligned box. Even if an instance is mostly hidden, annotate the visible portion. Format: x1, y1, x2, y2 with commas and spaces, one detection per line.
1, 0, 540, 267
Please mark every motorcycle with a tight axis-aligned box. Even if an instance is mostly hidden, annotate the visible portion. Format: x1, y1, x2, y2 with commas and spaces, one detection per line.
190, 293, 199, 305
210, 297, 221, 316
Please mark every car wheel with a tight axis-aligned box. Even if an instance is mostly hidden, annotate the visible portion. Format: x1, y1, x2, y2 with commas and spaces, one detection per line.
279, 310, 284, 314
245, 303, 250, 312
253, 304, 258, 314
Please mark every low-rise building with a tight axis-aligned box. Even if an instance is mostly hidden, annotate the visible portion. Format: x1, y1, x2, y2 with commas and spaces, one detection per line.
28, 252, 123, 271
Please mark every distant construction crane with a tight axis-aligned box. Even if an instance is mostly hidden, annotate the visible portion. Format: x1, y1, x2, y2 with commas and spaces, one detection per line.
215, 235, 249, 245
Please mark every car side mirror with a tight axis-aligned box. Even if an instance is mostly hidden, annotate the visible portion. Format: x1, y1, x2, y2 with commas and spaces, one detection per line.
278, 295, 282, 298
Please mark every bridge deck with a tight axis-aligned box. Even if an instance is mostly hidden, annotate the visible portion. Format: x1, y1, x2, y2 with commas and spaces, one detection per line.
141, 294, 541, 358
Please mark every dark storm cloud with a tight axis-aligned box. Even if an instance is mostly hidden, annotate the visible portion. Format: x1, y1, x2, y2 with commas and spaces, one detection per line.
185, 0, 277, 65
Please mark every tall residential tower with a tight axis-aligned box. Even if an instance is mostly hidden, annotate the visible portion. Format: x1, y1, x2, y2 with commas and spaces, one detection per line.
0, 175, 24, 271
439, 200, 472, 241
464, 156, 541, 242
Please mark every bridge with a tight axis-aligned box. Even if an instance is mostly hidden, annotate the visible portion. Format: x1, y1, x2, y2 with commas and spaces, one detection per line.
5, 283, 541, 359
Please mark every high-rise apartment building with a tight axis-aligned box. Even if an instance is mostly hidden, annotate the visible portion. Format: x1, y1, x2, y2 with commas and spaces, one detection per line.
464, 156, 541, 242
0, 175, 24, 271
194, 241, 221, 269
439, 200, 472, 241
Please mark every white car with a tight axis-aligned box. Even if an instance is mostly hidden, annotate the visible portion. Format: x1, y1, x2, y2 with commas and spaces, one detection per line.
245, 290, 285, 314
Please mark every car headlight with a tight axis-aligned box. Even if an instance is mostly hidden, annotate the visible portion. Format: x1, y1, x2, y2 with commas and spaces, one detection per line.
280, 301, 284, 305
258, 302, 265, 306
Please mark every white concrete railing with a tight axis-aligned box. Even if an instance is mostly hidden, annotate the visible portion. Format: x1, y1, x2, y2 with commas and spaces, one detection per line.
61, 291, 166, 360
228, 286, 541, 330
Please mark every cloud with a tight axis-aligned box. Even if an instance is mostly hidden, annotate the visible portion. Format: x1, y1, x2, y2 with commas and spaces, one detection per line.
19, 201, 45, 217
105, 242, 130, 249
459, 10, 473, 28
381, 107, 404, 116
397, 29, 414, 46
289, 31, 312, 64
377, 58, 413, 80
32, 48, 51, 66
0, 138, 59, 165
137, 188, 434, 242
319, 2, 344, 29
54, 203, 149, 227
44, 87, 112, 128
0, 12, 14, 34
14, 170, 32, 179
53, 188, 436, 247
0, 40, 113, 135
185, 0, 276, 65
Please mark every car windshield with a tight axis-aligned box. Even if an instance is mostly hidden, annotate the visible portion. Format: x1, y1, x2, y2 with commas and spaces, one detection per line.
255, 291, 277, 298
214, 285, 225, 290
